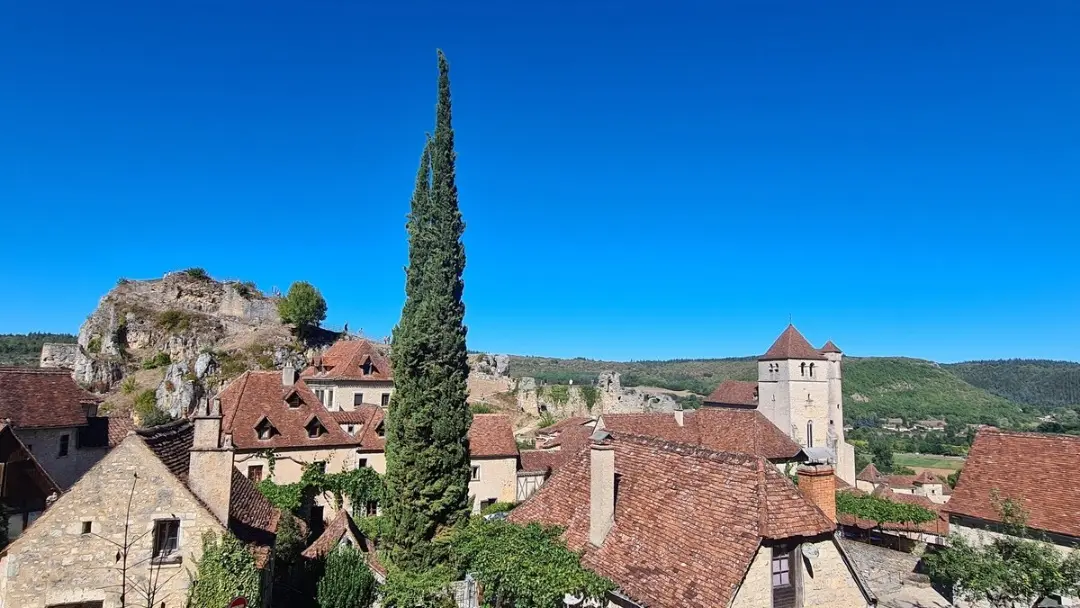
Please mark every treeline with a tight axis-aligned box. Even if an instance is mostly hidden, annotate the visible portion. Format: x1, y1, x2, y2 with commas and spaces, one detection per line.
945, 359, 1080, 408
0, 333, 77, 366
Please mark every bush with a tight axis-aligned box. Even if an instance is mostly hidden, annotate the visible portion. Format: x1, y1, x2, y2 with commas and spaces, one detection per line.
120, 377, 138, 394
87, 336, 102, 354
133, 390, 173, 427
187, 531, 262, 608
469, 403, 494, 414
480, 501, 515, 516
157, 309, 192, 332
182, 267, 210, 281
316, 546, 378, 608
141, 352, 171, 370
233, 281, 258, 299
274, 513, 305, 570
277, 281, 328, 330
538, 412, 556, 428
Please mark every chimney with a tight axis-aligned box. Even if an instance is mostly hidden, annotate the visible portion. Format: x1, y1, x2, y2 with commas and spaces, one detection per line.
797, 462, 836, 523
673, 405, 684, 427
589, 441, 615, 547
188, 398, 234, 524
282, 365, 296, 387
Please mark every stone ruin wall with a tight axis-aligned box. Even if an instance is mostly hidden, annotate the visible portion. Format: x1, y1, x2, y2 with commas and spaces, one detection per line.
514, 371, 677, 418
39, 343, 79, 370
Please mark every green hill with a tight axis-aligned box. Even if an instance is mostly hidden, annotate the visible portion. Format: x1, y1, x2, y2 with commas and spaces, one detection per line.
0, 333, 77, 367
507, 354, 1034, 428
944, 359, 1080, 408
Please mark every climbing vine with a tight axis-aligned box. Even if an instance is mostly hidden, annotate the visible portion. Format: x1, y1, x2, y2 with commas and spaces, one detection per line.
547, 385, 570, 407
254, 454, 385, 516
579, 385, 600, 413
186, 531, 262, 608
835, 491, 936, 526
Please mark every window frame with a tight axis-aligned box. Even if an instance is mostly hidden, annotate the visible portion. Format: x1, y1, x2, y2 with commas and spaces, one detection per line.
770, 545, 800, 608
248, 465, 264, 483
152, 518, 182, 565
381, 393, 391, 407
59, 434, 70, 458
470, 465, 481, 481
353, 392, 364, 406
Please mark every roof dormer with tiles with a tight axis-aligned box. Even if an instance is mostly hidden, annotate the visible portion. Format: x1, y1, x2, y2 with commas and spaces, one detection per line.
300, 340, 395, 411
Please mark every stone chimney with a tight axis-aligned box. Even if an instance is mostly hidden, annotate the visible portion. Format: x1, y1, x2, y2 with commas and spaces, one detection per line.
282, 365, 296, 387
589, 441, 615, 547
673, 405, 684, 427
797, 462, 836, 523
188, 398, 234, 524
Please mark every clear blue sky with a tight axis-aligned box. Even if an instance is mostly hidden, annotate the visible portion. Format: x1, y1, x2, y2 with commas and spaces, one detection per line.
2, 1, 1078, 363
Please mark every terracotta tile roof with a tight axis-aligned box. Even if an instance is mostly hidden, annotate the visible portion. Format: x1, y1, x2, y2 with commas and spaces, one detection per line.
819, 340, 842, 354
759, 325, 827, 361
537, 416, 592, 435
327, 409, 372, 425
883, 475, 918, 489
0, 368, 98, 429
599, 409, 803, 461
468, 414, 518, 458
301, 509, 364, 559
136, 419, 281, 567
704, 380, 758, 406
301, 340, 393, 382
508, 433, 835, 608
537, 422, 594, 450
218, 372, 382, 451
839, 489, 949, 537
857, 463, 883, 482
106, 415, 136, 447
913, 471, 941, 485
945, 429, 1080, 538
519, 449, 566, 473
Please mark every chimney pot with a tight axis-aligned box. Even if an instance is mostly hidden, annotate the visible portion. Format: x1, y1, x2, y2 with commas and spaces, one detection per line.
589, 443, 615, 546
797, 463, 836, 523
282, 365, 296, 387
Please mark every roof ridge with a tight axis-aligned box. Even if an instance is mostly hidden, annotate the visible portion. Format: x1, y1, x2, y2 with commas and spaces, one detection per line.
612, 432, 763, 468
756, 459, 769, 538
0, 367, 73, 374
134, 417, 192, 438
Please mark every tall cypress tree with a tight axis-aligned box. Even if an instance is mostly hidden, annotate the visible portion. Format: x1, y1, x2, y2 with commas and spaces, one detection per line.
384, 50, 472, 571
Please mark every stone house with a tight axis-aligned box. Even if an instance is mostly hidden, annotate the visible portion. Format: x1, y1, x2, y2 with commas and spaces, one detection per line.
218, 365, 520, 524
944, 429, 1080, 606
700, 325, 857, 485
0, 401, 281, 608
0, 423, 61, 542
300, 339, 395, 410
0, 368, 111, 489
855, 464, 951, 504
509, 432, 875, 608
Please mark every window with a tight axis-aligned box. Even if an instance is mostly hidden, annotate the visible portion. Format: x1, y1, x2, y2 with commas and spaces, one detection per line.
381, 393, 390, 407
81, 521, 92, 535
59, 434, 70, 457
306, 418, 327, 439
346, 425, 355, 435
376, 422, 385, 438
286, 392, 302, 408
481, 499, 496, 511
152, 519, 181, 563
327, 390, 335, 408
771, 547, 797, 608
310, 506, 325, 536
353, 393, 364, 406
806, 421, 814, 448
362, 360, 372, 375
470, 466, 480, 481
365, 501, 378, 517
799, 362, 806, 376
314, 389, 325, 404
358, 458, 368, 469
808, 362, 815, 377
312, 461, 327, 474
248, 465, 263, 483
256, 417, 278, 440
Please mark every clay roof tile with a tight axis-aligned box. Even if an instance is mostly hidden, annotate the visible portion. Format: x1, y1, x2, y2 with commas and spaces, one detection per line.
759, 325, 827, 361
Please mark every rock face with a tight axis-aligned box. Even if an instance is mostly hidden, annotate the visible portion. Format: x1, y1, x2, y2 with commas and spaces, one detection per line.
471, 353, 510, 377
39, 343, 79, 369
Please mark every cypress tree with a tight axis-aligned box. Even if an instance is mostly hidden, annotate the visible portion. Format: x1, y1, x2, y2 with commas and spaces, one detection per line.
384, 50, 472, 571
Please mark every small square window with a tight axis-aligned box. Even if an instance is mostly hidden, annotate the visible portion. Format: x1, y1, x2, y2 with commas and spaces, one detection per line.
470, 466, 480, 481
358, 458, 368, 469
312, 461, 327, 474
152, 519, 181, 563
381, 393, 390, 407
81, 521, 92, 535
248, 465, 263, 483
346, 425, 355, 435
353, 393, 364, 406
365, 501, 378, 517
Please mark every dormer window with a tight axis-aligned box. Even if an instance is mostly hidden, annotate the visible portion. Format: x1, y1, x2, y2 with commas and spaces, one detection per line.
376, 421, 385, 438
362, 359, 373, 375
285, 392, 302, 409
306, 417, 327, 439
256, 417, 279, 440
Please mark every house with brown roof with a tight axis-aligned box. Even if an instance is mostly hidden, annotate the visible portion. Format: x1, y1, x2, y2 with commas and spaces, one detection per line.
509, 432, 874, 608
300, 339, 395, 409
0, 368, 112, 489
855, 464, 951, 505
945, 429, 1080, 549
219, 366, 520, 522
0, 423, 61, 543
700, 325, 856, 484
0, 400, 282, 608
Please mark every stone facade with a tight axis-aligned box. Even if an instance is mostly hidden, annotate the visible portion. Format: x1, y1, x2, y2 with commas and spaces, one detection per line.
18, 426, 107, 490
304, 378, 395, 410
468, 456, 518, 513
516, 372, 676, 419
38, 343, 78, 370
730, 539, 870, 608
0, 438, 226, 608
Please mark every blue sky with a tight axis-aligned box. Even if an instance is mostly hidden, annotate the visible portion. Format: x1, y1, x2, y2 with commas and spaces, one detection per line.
1, 1, 1078, 362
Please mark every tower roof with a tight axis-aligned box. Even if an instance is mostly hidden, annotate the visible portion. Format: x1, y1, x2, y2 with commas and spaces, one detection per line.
759, 325, 827, 361
819, 340, 842, 354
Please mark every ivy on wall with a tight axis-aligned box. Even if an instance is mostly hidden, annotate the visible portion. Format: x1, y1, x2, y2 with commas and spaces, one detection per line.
186, 531, 262, 608
835, 491, 936, 526
254, 451, 385, 516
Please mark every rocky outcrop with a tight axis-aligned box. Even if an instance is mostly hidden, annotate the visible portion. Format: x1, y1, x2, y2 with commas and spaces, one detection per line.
39, 343, 79, 370
471, 353, 510, 377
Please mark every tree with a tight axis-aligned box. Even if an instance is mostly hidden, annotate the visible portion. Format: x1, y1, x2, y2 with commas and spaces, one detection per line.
278, 281, 328, 331
186, 531, 262, 608
383, 50, 472, 571
316, 546, 378, 608
870, 440, 895, 473
925, 494, 1080, 607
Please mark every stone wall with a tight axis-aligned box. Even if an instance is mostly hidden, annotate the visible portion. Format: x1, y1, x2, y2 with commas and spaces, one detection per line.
468, 456, 518, 513
17, 427, 107, 490
516, 372, 677, 418
730, 539, 869, 608
38, 343, 78, 370
0, 437, 226, 608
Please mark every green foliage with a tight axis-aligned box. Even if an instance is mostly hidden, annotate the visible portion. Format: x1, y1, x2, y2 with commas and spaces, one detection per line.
157, 309, 194, 332
479, 501, 515, 516
381, 565, 457, 608
835, 491, 937, 527
278, 281, 328, 329
133, 390, 173, 427
447, 520, 614, 608
946, 469, 961, 488
141, 351, 171, 370
384, 51, 472, 571
870, 440, 896, 473
87, 336, 102, 354
676, 394, 703, 410
469, 403, 495, 414
186, 531, 262, 608
579, 385, 600, 412
233, 281, 259, 299
182, 267, 210, 281
538, 412, 557, 428
316, 546, 379, 608
945, 359, 1080, 408
257, 463, 385, 516
547, 385, 570, 406
274, 512, 305, 570
355, 515, 390, 543
924, 496, 1080, 607
120, 377, 138, 394
0, 332, 78, 366
257, 479, 306, 513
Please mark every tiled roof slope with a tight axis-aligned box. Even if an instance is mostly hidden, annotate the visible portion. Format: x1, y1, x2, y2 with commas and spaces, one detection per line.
946, 429, 1080, 538
819, 340, 842, 354
0, 367, 98, 428
856, 463, 882, 482
760, 325, 827, 361
599, 409, 803, 460
468, 414, 518, 458
508, 434, 834, 608
704, 380, 758, 406
537, 416, 592, 435
301, 510, 364, 559
136, 420, 280, 567
301, 340, 393, 382
537, 422, 593, 450
518, 449, 565, 473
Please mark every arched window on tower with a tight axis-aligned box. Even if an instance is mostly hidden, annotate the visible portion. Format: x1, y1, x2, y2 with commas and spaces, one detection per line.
800, 362, 806, 376
809, 362, 815, 377
806, 421, 814, 448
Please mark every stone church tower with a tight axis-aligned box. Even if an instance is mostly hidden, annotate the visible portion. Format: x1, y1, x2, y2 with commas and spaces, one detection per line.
756, 325, 856, 484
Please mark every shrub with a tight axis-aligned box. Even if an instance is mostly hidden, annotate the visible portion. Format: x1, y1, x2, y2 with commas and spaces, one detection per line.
116, 277, 130, 286
120, 377, 138, 394
469, 403, 494, 414
316, 546, 378, 608
141, 352, 171, 370
186, 531, 261, 608
273, 513, 305, 570
538, 411, 557, 428
133, 390, 173, 427
480, 501, 515, 516
277, 281, 328, 330
182, 267, 210, 281
157, 309, 192, 332
233, 281, 259, 299
86, 336, 102, 354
